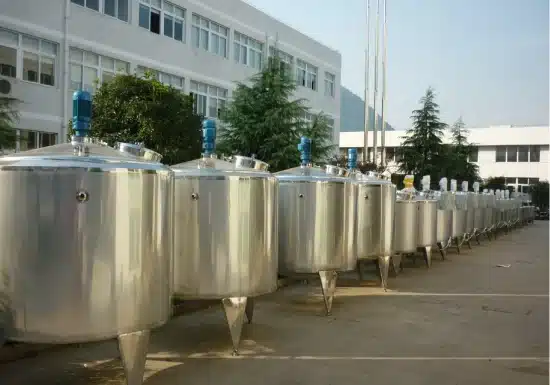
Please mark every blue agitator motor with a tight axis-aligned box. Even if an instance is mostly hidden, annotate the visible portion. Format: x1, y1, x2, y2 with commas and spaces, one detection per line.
202, 119, 216, 156
72, 90, 92, 137
347, 148, 357, 170
298, 136, 312, 166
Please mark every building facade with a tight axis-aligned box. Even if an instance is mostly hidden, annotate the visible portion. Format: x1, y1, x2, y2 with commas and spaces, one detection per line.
340, 125, 549, 192
340, 86, 394, 133
0, 0, 341, 152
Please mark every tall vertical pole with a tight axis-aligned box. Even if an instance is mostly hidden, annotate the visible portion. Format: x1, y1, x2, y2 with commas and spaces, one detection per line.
372, 0, 381, 166
380, 0, 388, 168
363, 0, 371, 163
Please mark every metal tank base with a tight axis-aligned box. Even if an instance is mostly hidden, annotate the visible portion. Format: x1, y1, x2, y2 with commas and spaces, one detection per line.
358, 255, 401, 292
118, 330, 151, 385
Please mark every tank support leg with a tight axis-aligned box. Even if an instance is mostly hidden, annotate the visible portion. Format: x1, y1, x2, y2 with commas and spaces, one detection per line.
423, 246, 432, 268
319, 270, 337, 316
356, 260, 365, 281
377, 255, 391, 292
437, 242, 446, 260
245, 298, 254, 324
222, 297, 247, 356
117, 330, 150, 385
455, 237, 461, 254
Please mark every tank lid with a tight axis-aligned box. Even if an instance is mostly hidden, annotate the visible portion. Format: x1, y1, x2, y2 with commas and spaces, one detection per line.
0, 141, 167, 171
275, 164, 347, 181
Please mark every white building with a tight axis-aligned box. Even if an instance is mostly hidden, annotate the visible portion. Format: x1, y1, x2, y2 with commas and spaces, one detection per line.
0, 0, 341, 152
340, 125, 549, 192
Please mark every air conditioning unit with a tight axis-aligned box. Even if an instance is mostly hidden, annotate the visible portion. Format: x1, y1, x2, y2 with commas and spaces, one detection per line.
0, 79, 12, 95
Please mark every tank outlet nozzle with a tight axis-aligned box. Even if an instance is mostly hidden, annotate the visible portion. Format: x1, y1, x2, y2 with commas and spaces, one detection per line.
202, 119, 216, 156
298, 136, 312, 166
72, 90, 92, 137
347, 148, 357, 169
473, 181, 480, 193
450, 179, 457, 192
439, 177, 448, 191
461, 181, 469, 192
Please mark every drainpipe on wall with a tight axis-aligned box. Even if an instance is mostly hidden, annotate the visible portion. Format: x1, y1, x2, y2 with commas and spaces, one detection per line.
62, 0, 70, 142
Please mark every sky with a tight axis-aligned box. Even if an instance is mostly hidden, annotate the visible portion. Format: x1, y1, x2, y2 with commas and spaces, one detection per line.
244, 0, 549, 130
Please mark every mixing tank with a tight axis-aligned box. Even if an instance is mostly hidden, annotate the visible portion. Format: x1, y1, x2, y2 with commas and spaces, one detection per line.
171, 120, 278, 355
0, 91, 173, 385
435, 178, 454, 259
415, 175, 438, 267
276, 137, 356, 315
348, 149, 396, 290
393, 175, 419, 257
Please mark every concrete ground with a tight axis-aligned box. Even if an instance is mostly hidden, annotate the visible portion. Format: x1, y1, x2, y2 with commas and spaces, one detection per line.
0, 221, 548, 385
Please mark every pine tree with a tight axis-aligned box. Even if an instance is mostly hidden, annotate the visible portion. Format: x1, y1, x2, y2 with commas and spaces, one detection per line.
0, 96, 19, 154
398, 87, 446, 186
217, 56, 334, 171
446, 117, 479, 184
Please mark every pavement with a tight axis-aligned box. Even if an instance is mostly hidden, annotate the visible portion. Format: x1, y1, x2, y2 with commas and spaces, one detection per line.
0, 221, 548, 385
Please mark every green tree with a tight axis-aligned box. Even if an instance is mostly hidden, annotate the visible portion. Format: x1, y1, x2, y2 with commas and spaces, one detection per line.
0, 96, 19, 154
217, 56, 334, 171
300, 112, 335, 163
398, 87, 447, 185
69, 73, 202, 165
530, 181, 549, 209
444, 117, 480, 184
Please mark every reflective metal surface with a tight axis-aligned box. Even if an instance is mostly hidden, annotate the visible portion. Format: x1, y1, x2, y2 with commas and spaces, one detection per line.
452, 209, 467, 237
394, 201, 418, 253
0, 142, 173, 344
357, 181, 395, 259
172, 156, 278, 299
416, 200, 438, 247
276, 166, 357, 273
436, 209, 452, 242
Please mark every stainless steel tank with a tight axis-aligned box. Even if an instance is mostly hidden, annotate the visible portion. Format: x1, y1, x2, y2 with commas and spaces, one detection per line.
0, 91, 172, 385
416, 194, 438, 267
484, 192, 496, 236
171, 120, 277, 355
276, 139, 356, 315
451, 189, 468, 253
434, 179, 454, 260
355, 170, 396, 290
394, 195, 418, 255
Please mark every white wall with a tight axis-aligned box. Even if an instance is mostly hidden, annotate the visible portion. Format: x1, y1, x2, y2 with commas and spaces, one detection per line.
0, 0, 341, 147
339, 126, 550, 183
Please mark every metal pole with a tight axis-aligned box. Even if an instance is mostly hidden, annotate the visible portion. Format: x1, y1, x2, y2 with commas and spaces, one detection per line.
380, 0, 388, 168
363, 0, 371, 163
373, 0, 381, 166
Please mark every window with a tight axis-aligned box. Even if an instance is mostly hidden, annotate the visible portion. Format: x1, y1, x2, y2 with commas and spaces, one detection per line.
507, 146, 517, 162
296, 59, 317, 91
17, 130, 57, 152
139, 0, 161, 34
517, 177, 528, 184
269, 47, 293, 76
386, 147, 395, 162
505, 177, 516, 185
0, 29, 17, 78
191, 14, 228, 58
302, 111, 314, 123
324, 72, 335, 97
234, 31, 263, 70
163, 2, 185, 42
136, 66, 184, 90
517, 145, 529, 162
529, 177, 539, 184
0, 28, 58, 86
72, 0, 128, 21
190, 80, 227, 118
468, 146, 478, 162
70, 47, 129, 92
530, 145, 540, 162
327, 117, 335, 130
495, 146, 506, 162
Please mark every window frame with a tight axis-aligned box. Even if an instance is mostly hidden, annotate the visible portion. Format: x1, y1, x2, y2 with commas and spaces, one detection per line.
69, 47, 130, 93
296, 59, 318, 91
15, 129, 58, 152
190, 80, 228, 118
136, 65, 184, 91
0, 27, 58, 87
234, 31, 264, 70
71, 0, 130, 22
269, 46, 293, 77
529, 145, 540, 162
138, 0, 186, 42
191, 14, 228, 58
495, 146, 506, 162
324, 72, 335, 97
506, 145, 518, 162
